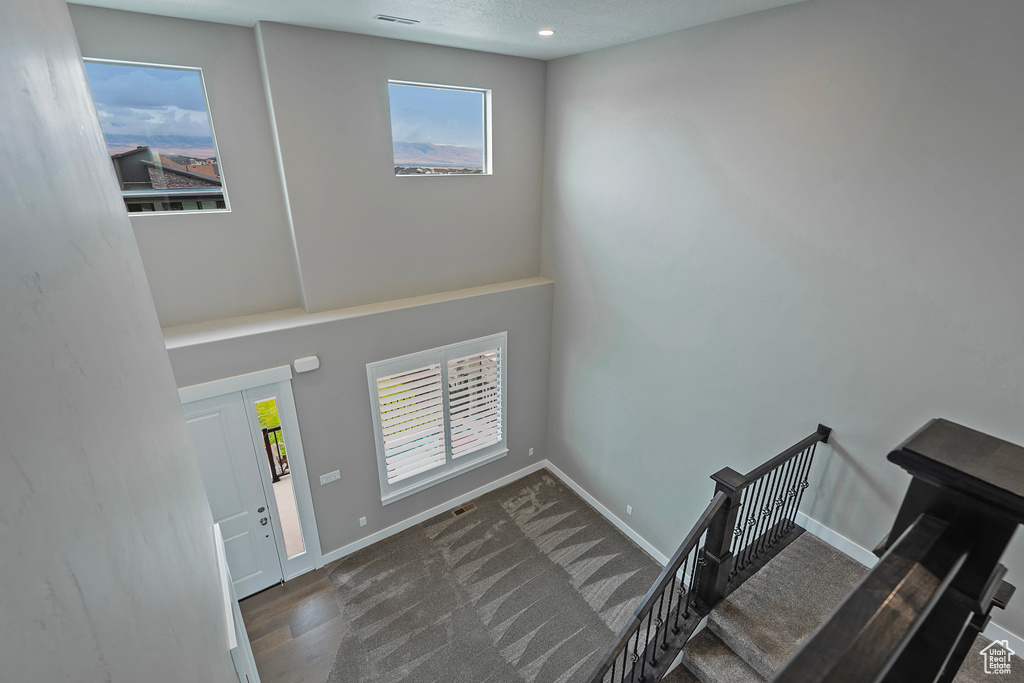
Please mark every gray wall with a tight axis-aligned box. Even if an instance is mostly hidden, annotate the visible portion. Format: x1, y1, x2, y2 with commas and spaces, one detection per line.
256, 21, 546, 313
0, 1, 237, 680
70, 6, 303, 328
69, 8, 547, 326
541, 0, 1024, 635
167, 282, 553, 555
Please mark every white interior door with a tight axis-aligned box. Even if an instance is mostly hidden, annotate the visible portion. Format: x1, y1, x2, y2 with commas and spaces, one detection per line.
185, 394, 283, 598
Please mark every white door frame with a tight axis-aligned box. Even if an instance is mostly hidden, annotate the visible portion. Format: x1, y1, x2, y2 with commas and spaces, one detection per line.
180, 366, 324, 576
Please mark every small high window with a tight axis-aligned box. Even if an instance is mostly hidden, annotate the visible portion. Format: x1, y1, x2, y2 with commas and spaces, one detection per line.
388, 81, 491, 176
83, 59, 228, 214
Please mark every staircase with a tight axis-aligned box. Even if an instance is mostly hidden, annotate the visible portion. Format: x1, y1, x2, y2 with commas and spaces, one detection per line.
589, 421, 1024, 683
663, 531, 1023, 683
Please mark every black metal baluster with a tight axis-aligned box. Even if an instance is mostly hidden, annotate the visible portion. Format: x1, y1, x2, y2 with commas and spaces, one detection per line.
673, 553, 689, 631
775, 449, 803, 539
768, 455, 797, 545
638, 611, 649, 680
749, 464, 778, 561
738, 476, 764, 569
649, 590, 664, 665
693, 540, 708, 601
792, 445, 815, 530
790, 442, 818, 530
651, 586, 667, 660
782, 454, 806, 540
781, 447, 810, 535
751, 468, 777, 563
728, 487, 746, 575
687, 544, 705, 617
629, 628, 641, 682
757, 462, 786, 557
662, 574, 677, 647
763, 463, 783, 548
684, 546, 700, 618
743, 471, 770, 567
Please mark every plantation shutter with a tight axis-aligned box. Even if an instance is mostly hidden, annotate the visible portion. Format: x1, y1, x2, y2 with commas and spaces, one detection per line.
447, 348, 502, 458
376, 363, 447, 484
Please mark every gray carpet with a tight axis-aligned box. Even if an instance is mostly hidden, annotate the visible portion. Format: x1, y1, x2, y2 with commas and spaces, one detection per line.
324, 469, 664, 683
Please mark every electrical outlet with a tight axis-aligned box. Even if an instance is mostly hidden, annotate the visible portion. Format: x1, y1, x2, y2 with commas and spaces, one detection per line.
359, 516, 367, 527
319, 470, 341, 485
626, 505, 633, 516
529, 447, 534, 456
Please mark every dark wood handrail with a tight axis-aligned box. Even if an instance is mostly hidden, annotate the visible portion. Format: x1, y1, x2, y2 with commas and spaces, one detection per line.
587, 492, 727, 682
772, 514, 968, 683
712, 424, 831, 492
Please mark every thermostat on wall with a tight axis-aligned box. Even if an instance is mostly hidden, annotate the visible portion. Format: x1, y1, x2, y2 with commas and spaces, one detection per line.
294, 356, 320, 373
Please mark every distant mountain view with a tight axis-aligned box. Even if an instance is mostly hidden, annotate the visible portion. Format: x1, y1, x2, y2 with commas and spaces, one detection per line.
393, 141, 483, 169
104, 134, 216, 158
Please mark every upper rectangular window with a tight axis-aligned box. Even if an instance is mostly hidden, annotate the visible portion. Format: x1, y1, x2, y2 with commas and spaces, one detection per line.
367, 333, 507, 504
83, 59, 228, 214
387, 81, 491, 177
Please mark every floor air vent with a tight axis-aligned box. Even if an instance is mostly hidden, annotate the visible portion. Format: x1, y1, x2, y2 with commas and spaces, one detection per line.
451, 502, 477, 517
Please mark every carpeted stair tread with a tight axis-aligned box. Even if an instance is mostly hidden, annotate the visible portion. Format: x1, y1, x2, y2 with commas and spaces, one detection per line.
708, 532, 868, 679
680, 629, 764, 683
704, 532, 1024, 682
660, 662, 700, 683
951, 636, 1024, 683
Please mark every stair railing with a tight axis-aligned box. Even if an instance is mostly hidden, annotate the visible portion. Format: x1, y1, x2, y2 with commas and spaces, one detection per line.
587, 493, 726, 683
587, 424, 832, 683
772, 419, 1021, 683
698, 424, 831, 607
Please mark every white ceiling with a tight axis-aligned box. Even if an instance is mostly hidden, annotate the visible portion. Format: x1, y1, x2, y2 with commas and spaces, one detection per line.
70, 0, 808, 60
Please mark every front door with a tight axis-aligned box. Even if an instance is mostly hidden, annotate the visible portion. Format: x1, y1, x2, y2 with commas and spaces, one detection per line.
184, 393, 283, 598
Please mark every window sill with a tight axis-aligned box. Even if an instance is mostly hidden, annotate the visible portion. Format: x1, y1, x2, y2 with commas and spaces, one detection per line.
381, 447, 508, 506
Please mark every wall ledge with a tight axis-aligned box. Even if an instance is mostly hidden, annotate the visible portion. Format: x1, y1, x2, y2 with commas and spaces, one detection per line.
163, 277, 553, 349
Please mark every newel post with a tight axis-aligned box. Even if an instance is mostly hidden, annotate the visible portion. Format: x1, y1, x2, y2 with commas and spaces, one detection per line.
695, 467, 745, 609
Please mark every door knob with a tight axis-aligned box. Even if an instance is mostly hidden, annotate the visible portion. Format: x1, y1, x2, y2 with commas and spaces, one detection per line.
258, 506, 266, 513
260, 517, 268, 526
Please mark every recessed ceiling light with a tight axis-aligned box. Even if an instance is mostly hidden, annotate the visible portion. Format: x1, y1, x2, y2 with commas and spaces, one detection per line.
538, 29, 556, 37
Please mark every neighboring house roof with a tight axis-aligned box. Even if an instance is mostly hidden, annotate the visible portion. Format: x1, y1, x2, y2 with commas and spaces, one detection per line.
157, 154, 186, 170
142, 159, 222, 186
111, 145, 152, 159
158, 154, 220, 180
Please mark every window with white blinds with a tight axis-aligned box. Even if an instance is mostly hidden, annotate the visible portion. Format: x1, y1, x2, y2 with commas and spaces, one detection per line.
367, 333, 507, 504
448, 350, 501, 458
376, 364, 447, 484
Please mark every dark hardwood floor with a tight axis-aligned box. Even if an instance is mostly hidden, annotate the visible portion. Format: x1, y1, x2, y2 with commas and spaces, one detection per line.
240, 569, 346, 683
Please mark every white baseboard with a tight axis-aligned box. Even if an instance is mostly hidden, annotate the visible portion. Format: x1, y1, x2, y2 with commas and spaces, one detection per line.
320, 460, 550, 566
795, 511, 879, 569
542, 461, 670, 565
320, 459, 669, 567
796, 511, 1024, 657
